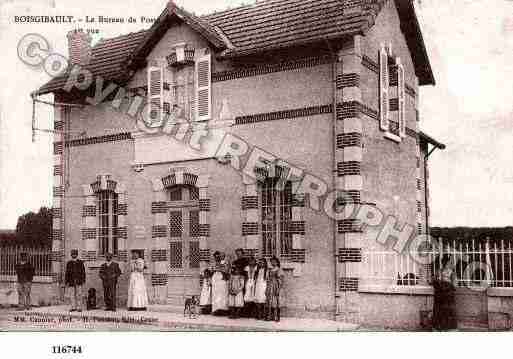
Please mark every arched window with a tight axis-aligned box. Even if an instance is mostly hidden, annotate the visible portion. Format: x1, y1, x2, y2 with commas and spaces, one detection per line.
260, 177, 293, 257
97, 190, 118, 255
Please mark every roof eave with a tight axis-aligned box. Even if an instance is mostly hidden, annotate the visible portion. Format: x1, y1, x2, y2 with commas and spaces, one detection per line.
126, 2, 226, 69
419, 131, 445, 150
394, 0, 435, 86
217, 30, 362, 60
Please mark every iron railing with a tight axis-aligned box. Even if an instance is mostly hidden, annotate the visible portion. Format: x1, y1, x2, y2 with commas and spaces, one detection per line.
360, 238, 513, 288
0, 246, 52, 277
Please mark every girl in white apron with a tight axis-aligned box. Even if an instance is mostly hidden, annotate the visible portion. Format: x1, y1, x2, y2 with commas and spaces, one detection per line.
254, 258, 268, 320
243, 257, 258, 318
199, 268, 212, 314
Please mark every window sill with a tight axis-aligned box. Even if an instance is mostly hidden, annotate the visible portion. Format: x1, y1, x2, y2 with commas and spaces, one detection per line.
384, 131, 402, 143
281, 261, 303, 277
488, 287, 513, 297
359, 284, 434, 296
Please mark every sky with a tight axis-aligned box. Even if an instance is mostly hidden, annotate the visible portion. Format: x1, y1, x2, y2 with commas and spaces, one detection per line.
0, 0, 512, 229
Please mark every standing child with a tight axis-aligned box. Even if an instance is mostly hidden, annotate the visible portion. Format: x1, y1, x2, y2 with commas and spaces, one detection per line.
254, 258, 268, 320
243, 257, 257, 318
227, 266, 244, 319
265, 256, 284, 322
199, 269, 212, 314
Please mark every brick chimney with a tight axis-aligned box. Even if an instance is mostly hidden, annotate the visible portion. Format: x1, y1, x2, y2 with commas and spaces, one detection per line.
67, 29, 92, 66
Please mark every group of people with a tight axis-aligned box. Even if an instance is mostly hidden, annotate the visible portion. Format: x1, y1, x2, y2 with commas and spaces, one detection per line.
15, 248, 282, 321
64, 249, 148, 312
199, 248, 284, 322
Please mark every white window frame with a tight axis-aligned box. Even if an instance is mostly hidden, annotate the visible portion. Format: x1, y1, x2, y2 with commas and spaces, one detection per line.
397, 57, 406, 138
195, 53, 212, 121
97, 190, 118, 256
147, 64, 163, 127
379, 44, 390, 132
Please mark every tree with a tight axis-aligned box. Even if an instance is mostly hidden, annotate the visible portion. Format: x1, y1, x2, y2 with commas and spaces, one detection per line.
15, 207, 52, 248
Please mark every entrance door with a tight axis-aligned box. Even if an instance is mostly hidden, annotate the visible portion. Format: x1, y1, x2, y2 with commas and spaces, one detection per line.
166, 185, 201, 305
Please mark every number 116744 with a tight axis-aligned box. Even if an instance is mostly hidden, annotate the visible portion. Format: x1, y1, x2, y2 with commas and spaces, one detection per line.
51, 346, 83, 354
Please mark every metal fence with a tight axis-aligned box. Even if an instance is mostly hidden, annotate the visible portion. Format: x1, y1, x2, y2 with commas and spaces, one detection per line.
0, 246, 52, 277
361, 238, 513, 288
438, 238, 513, 288
361, 250, 429, 286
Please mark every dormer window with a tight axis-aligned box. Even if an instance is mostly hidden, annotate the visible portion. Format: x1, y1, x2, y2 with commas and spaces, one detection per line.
148, 45, 211, 124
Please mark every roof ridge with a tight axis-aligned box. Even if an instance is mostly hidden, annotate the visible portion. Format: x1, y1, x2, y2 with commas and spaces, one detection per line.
201, 0, 287, 20
34, 0, 435, 95
95, 29, 149, 46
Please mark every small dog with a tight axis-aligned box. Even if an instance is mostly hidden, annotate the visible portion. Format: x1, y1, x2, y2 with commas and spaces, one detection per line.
184, 296, 199, 319
86, 288, 97, 310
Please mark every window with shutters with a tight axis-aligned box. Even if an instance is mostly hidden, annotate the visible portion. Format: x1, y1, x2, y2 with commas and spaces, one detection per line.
396, 58, 406, 138
147, 65, 163, 127
195, 53, 211, 121
379, 45, 390, 132
154, 50, 210, 123
168, 67, 195, 121
380, 44, 406, 143
97, 190, 118, 255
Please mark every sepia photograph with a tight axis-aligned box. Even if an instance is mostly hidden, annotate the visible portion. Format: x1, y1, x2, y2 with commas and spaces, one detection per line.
0, 0, 512, 349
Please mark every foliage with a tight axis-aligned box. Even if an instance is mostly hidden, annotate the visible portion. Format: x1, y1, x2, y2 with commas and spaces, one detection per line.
430, 227, 513, 242
12, 207, 52, 248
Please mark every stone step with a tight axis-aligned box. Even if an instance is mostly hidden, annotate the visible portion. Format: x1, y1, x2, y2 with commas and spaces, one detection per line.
167, 295, 187, 306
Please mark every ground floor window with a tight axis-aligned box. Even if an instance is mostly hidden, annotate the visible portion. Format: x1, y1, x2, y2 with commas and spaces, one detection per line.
168, 185, 200, 270
97, 190, 118, 255
260, 177, 293, 257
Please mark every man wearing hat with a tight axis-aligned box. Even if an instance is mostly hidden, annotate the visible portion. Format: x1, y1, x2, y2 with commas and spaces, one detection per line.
15, 252, 35, 311
65, 249, 86, 312
99, 253, 121, 311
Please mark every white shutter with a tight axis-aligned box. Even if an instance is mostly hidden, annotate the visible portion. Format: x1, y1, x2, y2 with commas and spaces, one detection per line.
195, 53, 211, 121
379, 46, 389, 131
147, 66, 163, 126
397, 58, 406, 138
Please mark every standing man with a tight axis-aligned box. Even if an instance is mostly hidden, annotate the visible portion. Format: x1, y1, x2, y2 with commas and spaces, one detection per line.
15, 252, 35, 311
65, 249, 86, 312
99, 253, 121, 311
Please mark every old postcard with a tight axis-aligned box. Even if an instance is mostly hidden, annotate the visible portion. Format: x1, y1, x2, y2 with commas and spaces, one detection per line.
1, 0, 513, 345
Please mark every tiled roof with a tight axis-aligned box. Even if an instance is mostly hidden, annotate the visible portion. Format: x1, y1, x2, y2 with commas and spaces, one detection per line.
34, 29, 148, 95
35, 0, 433, 95
203, 0, 369, 57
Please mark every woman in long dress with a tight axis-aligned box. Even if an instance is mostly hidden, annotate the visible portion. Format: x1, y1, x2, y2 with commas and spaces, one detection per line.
127, 252, 148, 311
210, 251, 229, 315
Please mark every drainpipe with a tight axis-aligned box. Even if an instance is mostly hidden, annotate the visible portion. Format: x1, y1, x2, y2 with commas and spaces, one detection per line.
423, 142, 445, 237
423, 150, 429, 237
330, 48, 340, 318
